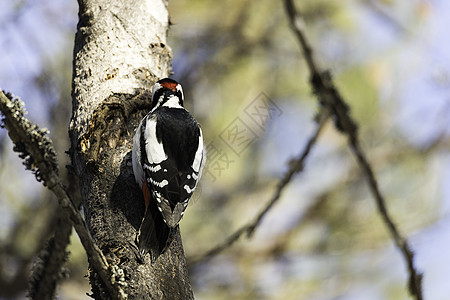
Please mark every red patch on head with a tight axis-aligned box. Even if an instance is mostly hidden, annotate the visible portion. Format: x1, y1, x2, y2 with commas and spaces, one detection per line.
160, 81, 178, 91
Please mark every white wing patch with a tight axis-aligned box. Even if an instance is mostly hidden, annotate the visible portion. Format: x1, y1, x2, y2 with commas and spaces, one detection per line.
132, 122, 144, 187
192, 129, 204, 172
144, 115, 167, 164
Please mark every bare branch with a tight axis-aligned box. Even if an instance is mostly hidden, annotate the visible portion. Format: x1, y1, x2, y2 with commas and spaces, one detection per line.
0, 91, 126, 300
283, 1, 423, 299
189, 109, 330, 266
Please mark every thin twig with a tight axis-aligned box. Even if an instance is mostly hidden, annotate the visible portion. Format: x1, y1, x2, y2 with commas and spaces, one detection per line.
189, 109, 330, 266
350, 142, 423, 297
283, 1, 423, 299
0, 91, 126, 300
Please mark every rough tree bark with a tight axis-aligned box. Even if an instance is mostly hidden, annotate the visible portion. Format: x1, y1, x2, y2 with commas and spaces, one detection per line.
69, 0, 194, 298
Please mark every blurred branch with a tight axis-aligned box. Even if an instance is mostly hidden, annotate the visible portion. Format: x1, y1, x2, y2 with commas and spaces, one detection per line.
28, 207, 71, 300
283, 1, 423, 299
28, 86, 79, 299
189, 109, 330, 266
0, 91, 125, 300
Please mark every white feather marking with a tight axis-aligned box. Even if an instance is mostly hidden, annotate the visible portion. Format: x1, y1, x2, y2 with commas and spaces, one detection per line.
176, 84, 184, 101
192, 172, 198, 180
184, 185, 193, 194
144, 116, 167, 164
187, 174, 191, 179
162, 95, 182, 108
192, 129, 204, 172
144, 164, 161, 172
149, 178, 168, 188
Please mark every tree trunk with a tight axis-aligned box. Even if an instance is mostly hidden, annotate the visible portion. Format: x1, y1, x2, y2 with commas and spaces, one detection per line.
69, 0, 194, 298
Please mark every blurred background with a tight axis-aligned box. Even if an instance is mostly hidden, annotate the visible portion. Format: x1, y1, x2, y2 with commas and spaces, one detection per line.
1, 0, 449, 299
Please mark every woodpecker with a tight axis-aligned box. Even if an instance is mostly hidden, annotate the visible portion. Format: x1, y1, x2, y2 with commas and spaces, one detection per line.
132, 78, 205, 262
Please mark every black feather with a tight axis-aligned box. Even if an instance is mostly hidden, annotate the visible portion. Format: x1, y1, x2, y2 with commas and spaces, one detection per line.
137, 197, 173, 263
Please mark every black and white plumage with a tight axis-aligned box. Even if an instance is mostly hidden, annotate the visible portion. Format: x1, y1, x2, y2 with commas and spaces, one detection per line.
132, 78, 205, 261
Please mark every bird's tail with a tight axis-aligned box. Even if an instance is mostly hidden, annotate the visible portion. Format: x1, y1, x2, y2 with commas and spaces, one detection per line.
137, 198, 173, 263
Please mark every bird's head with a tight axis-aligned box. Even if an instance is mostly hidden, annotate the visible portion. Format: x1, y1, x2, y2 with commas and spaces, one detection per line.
151, 78, 184, 111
